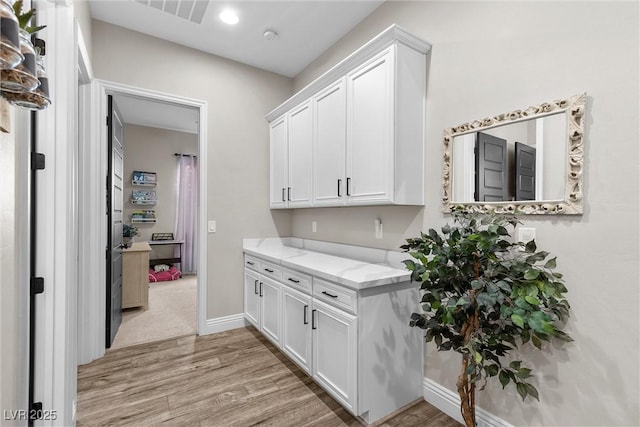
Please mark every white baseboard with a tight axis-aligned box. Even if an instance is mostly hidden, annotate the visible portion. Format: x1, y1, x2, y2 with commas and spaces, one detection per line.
423, 378, 513, 427
202, 313, 248, 335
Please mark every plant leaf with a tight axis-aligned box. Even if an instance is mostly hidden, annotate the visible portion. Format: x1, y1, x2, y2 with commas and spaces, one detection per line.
499, 370, 510, 388
516, 382, 528, 401
524, 269, 540, 280
525, 383, 539, 401
511, 313, 525, 328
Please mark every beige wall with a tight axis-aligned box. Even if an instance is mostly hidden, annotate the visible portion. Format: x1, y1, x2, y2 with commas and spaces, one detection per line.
292, 1, 639, 426
74, 0, 92, 63
123, 124, 198, 256
92, 20, 293, 319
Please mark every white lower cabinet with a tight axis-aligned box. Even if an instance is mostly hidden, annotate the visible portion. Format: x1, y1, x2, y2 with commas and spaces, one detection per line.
243, 266, 281, 347
281, 286, 312, 374
260, 277, 281, 346
243, 269, 260, 328
311, 299, 357, 412
244, 250, 421, 425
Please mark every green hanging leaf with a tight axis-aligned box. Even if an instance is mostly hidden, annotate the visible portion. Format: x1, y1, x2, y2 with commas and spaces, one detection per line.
525, 240, 537, 253
545, 257, 557, 269
525, 383, 539, 401
499, 370, 510, 388
524, 269, 540, 280
511, 314, 525, 328
516, 382, 528, 401
524, 295, 540, 306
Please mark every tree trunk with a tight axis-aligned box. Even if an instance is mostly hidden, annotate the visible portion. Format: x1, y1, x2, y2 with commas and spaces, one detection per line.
457, 341, 477, 427
458, 259, 481, 427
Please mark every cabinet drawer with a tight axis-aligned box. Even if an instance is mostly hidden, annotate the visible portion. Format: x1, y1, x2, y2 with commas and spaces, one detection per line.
313, 278, 357, 315
259, 259, 282, 281
244, 254, 260, 271
282, 268, 312, 294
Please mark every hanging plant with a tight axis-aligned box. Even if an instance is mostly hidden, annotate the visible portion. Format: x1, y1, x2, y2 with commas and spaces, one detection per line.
401, 208, 572, 427
0, 0, 49, 109
12, 0, 46, 35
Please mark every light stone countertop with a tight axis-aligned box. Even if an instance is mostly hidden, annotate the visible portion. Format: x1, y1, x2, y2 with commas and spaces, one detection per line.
243, 238, 412, 290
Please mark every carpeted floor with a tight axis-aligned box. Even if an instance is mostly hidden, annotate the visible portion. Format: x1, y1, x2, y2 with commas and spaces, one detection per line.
110, 274, 197, 349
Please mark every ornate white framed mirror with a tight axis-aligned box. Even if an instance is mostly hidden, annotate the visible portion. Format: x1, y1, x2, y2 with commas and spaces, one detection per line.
442, 93, 586, 215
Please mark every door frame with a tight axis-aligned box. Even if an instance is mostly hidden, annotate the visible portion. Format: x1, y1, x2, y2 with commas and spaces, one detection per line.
77, 78, 208, 363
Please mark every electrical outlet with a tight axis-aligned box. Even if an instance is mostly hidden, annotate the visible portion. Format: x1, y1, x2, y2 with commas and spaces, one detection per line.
517, 227, 536, 243
375, 218, 383, 239
312, 221, 317, 233
208, 220, 216, 233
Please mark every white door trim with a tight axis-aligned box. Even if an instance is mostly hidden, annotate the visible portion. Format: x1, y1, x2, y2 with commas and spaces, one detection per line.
85, 79, 208, 348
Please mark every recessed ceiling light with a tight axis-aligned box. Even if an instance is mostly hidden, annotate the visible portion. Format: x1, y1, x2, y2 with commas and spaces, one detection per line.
219, 9, 239, 25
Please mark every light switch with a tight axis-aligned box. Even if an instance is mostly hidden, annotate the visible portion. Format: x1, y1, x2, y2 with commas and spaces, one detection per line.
312, 221, 317, 233
517, 227, 535, 243
208, 220, 216, 233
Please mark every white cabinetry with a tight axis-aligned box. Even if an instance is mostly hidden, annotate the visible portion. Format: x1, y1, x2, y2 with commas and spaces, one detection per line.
287, 101, 313, 207
281, 286, 312, 373
243, 255, 282, 347
313, 79, 347, 206
243, 241, 422, 425
270, 101, 313, 209
346, 48, 394, 205
311, 299, 357, 412
267, 25, 430, 209
269, 116, 288, 208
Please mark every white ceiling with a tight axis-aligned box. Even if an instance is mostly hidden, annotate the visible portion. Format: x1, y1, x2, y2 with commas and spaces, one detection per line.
113, 94, 200, 134
92, 0, 382, 134
89, 0, 383, 78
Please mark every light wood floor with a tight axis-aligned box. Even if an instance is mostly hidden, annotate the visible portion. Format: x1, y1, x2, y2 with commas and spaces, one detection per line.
77, 326, 459, 426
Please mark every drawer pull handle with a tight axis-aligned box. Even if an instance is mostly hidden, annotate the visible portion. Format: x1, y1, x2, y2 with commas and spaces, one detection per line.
337, 179, 342, 197
321, 291, 338, 299
287, 278, 300, 283
346, 177, 351, 196
303, 305, 309, 325
264, 268, 274, 273
282, 188, 285, 202
259, 282, 263, 297
311, 309, 317, 330
254, 279, 258, 295
287, 187, 291, 201
246, 261, 255, 265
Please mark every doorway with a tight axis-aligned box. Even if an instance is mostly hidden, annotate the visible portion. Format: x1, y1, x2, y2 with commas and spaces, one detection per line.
77, 80, 208, 362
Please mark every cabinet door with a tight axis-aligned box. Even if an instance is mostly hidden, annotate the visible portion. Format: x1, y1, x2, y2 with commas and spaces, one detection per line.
346, 47, 395, 205
270, 115, 288, 208
244, 269, 260, 328
282, 286, 312, 374
312, 299, 357, 413
288, 101, 313, 207
260, 277, 281, 347
313, 79, 346, 206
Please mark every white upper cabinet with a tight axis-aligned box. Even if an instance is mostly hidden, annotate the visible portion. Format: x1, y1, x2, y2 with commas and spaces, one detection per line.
313, 79, 347, 206
266, 25, 430, 209
287, 100, 313, 207
269, 115, 288, 208
346, 48, 394, 205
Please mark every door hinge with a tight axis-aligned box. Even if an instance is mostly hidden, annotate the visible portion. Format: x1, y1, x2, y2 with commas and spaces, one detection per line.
30, 277, 44, 295
30, 153, 45, 170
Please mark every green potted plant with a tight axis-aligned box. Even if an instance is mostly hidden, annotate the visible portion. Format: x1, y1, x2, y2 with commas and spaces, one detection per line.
122, 224, 139, 247
401, 209, 572, 427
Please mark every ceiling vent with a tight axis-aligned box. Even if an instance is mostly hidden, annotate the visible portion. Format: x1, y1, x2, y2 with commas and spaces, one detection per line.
134, 0, 210, 24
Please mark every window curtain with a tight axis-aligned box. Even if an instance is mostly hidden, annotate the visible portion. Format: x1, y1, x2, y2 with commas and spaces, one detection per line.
174, 155, 198, 274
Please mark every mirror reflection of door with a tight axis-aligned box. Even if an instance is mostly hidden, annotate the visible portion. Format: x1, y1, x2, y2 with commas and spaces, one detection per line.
106, 95, 124, 348
475, 132, 507, 202
515, 142, 536, 201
